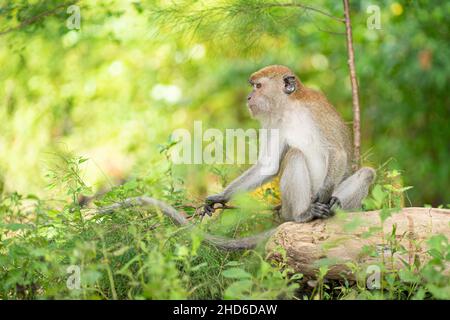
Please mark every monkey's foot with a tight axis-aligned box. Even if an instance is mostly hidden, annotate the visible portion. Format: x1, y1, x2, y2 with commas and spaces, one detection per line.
200, 202, 227, 217
310, 197, 341, 220
200, 194, 229, 217
310, 202, 333, 219
200, 203, 216, 217
272, 204, 283, 220
328, 196, 341, 211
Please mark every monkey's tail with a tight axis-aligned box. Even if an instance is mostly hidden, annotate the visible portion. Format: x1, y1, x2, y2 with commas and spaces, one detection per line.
96, 196, 276, 251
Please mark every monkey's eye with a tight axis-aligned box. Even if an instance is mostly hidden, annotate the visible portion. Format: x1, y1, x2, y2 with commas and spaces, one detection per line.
255, 83, 262, 89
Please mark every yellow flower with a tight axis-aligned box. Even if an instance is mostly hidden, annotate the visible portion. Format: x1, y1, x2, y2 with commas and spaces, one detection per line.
390, 3, 403, 16
250, 176, 281, 205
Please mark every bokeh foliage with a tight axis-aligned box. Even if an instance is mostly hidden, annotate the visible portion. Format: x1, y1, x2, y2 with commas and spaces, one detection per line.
0, 0, 449, 300
1, 0, 449, 205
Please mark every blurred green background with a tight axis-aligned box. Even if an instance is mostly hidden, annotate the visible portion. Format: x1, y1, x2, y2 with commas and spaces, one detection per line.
0, 0, 449, 206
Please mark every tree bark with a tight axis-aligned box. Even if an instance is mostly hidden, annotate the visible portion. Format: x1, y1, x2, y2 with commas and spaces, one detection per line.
266, 207, 450, 280
343, 0, 361, 170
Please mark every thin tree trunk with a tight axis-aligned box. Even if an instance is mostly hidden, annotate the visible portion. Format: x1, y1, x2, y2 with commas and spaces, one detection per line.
343, 0, 361, 170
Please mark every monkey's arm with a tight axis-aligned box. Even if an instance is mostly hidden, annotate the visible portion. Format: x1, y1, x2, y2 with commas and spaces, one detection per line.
204, 137, 286, 214
204, 164, 277, 216
219, 163, 277, 199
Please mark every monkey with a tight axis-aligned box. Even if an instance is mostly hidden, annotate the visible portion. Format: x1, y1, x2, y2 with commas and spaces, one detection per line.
99, 65, 375, 251
204, 65, 375, 223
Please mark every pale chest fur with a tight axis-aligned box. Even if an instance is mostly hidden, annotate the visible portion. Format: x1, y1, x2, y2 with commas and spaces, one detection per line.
280, 107, 329, 193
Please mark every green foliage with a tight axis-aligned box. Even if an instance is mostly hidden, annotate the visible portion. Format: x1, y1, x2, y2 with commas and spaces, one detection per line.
322, 168, 450, 300
221, 253, 301, 299
0, 152, 299, 299
0, 0, 448, 300
0, 0, 448, 205
0, 153, 448, 300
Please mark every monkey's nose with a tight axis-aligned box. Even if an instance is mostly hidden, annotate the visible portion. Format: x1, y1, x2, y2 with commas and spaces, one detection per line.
247, 94, 252, 101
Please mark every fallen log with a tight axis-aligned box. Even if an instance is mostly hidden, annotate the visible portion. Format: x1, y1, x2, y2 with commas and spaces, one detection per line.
265, 207, 450, 280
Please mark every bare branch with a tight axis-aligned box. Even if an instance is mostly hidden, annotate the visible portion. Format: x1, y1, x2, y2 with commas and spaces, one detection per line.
268, 2, 345, 23
343, 0, 361, 169
305, 11, 345, 35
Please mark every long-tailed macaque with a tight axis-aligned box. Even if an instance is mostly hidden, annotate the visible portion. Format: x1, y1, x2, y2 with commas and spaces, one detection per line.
204, 65, 375, 222
101, 65, 375, 250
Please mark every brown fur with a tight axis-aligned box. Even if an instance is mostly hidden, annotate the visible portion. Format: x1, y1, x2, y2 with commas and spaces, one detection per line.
251, 65, 353, 175
249, 65, 295, 82
299, 85, 353, 175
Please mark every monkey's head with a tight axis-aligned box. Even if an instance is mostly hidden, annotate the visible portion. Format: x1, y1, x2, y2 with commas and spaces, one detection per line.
247, 65, 301, 119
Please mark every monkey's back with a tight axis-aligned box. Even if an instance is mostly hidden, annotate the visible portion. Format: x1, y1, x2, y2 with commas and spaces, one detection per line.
296, 86, 354, 176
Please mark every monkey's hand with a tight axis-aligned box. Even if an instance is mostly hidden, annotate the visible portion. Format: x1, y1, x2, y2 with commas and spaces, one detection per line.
310, 196, 341, 220
202, 193, 229, 217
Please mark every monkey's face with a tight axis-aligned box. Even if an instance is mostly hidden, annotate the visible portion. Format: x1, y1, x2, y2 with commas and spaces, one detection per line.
247, 77, 273, 118
247, 75, 296, 119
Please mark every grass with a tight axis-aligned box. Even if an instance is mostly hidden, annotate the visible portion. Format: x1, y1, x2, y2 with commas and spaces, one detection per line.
0, 151, 448, 300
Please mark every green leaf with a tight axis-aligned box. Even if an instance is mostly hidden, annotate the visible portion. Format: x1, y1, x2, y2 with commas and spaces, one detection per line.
290, 273, 303, 280
1, 223, 33, 231
224, 261, 242, 267
117, 254, 141, 275
344, 216, 363, 232
222, 267, 252, 279
190, 262, 208, 272
224, 280, 253, 299
379, 208, 392, 223
112, 246, 130, 256
372, 185, 386, 207
78, 157, 89, 164
398, 269, 420, 283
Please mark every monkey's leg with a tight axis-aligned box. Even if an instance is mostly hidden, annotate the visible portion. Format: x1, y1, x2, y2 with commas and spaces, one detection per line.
309, 167, 376, 217
280, 149, 314, 222
307, 149, 348, 219
332, 167, 376, 210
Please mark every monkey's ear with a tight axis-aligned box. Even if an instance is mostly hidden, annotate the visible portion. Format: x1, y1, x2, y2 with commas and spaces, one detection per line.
283, 75, 296, 94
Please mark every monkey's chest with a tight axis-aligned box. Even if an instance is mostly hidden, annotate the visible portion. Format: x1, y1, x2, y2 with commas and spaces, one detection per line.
282, 123, 329, 192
